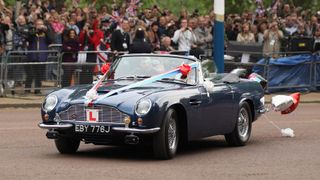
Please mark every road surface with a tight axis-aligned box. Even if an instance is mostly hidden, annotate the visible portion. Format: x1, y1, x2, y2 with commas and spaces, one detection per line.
0, 104, 319, 180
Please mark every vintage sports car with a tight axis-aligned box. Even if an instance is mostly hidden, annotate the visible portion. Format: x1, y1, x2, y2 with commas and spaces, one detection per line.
39, 54, 266, 159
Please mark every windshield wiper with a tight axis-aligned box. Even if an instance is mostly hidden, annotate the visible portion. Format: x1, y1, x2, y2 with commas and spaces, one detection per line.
115, 75, 151, 80
159, 78, 187, 84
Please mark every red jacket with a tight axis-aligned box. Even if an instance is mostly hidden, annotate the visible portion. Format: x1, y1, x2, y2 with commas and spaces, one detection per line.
79, 20, 104, 50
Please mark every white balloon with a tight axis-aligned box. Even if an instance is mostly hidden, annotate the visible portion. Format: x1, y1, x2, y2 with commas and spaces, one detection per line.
271, 95, 294, 112
281, 128, 295, 137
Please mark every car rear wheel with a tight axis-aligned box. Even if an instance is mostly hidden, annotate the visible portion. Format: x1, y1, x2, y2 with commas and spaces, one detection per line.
54, 137, 80, 154
153, 108, 179, 159
225, 102, 252, 146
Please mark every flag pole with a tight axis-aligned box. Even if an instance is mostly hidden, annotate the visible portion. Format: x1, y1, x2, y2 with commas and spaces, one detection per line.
213, 0, 225, 73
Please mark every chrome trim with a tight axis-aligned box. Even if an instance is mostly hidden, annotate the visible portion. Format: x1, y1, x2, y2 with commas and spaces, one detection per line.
38, 123, 73, 130
61, 120, 125, 125
58, 104, 126, 124
112, 127, 160, 134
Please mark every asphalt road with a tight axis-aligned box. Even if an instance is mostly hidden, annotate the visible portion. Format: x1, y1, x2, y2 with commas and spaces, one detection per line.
0, 104, 320, 180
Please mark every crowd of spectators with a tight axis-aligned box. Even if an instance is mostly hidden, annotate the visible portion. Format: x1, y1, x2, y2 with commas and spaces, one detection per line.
1, 0, 320, 57
0, 0, 214, 58
226, 0, 320, 57
1, 0, 320, 90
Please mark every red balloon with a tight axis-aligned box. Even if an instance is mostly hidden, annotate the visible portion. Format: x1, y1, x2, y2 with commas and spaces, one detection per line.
179, 64, 191, 78
101, 63, 110, 74
281, 93, 301, 114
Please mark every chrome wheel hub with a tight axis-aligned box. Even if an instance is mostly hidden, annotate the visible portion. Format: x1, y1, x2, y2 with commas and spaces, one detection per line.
238, 108, 249, 138
168, 117, 177, 150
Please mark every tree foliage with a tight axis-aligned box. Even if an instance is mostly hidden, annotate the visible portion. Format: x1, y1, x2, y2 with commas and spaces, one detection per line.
3, 0, 320, 15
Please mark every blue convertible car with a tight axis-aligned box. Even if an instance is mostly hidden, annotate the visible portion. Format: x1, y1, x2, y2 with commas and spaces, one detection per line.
39, 54, 266, 159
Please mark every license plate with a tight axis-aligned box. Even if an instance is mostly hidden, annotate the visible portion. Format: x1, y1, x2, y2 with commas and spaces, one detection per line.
75, 124, 110, 134
86, 109, 99, 122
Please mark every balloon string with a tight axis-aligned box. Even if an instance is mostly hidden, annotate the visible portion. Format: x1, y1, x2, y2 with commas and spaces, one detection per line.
262, 114, 281, 130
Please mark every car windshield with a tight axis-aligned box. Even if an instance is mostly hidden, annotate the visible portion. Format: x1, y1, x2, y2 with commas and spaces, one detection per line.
108, 56, 195, 79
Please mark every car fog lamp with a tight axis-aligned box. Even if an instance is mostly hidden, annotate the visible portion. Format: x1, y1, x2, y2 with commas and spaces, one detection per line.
137, 118, 143, 126
135, 99, 152, 116
123, 116, 131, 125
43, 114, 49, 121
43, 95, 58, 112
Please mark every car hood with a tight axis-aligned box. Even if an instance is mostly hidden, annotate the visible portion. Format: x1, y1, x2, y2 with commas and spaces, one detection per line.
56, 80, 186, 114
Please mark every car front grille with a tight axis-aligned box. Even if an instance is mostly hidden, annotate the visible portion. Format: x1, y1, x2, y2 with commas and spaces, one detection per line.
59, 104, 126, 124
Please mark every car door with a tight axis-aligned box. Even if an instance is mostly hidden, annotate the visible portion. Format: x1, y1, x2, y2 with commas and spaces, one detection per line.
199, 82, 238, 137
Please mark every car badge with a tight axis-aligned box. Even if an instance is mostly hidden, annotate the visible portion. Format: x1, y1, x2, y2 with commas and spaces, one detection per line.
71, 114, 77, 119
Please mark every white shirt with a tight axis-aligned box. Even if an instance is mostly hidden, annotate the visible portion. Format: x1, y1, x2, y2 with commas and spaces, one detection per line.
171, 29, 197, 51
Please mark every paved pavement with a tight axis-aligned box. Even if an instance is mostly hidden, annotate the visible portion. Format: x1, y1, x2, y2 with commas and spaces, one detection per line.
0, 104, 319, 179
0, 92, 320, 108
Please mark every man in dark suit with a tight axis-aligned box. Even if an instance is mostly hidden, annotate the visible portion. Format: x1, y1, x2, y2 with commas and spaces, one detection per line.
111, 19, 131, 52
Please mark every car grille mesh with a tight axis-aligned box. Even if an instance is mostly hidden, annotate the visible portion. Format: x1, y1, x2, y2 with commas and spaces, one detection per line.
59, 104, 125, 124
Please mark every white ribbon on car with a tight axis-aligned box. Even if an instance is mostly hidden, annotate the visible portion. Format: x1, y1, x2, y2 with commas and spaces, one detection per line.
84, 62, 198, 105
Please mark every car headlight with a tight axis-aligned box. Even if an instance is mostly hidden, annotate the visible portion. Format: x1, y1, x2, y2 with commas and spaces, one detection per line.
135, 99, 152, 116
43, 95, 58, 112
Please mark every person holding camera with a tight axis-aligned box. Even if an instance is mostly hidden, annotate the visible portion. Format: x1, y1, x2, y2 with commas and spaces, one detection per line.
171, 19, 197, 52
25, 19, 54, 94
263, 21, 284, 58
13, 15, 30, 50
194, 16, 213, 56
79, 20, 104, 84
129, 28, 152, 54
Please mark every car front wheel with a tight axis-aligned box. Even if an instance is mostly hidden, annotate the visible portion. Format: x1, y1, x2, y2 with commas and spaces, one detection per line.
54, 137, 80, 154
225, 102, 252, 146
153, 108, 179, 159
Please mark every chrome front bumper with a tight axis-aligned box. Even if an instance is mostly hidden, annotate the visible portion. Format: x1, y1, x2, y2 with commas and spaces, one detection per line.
38, 123, 73, 130
112, 127, 160, 134
38, 123, 160, 134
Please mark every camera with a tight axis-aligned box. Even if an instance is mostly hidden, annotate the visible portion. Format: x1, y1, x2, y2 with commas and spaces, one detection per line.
101, 16, 111, 23
36, 26, 47, 33
89, 29, 94, 36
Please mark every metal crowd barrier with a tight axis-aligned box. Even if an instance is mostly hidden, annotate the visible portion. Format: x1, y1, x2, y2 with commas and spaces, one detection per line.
0, 49, 320, 97
2, 50, 61, 96
314, 60, 320, 89
0, 54, 5, 96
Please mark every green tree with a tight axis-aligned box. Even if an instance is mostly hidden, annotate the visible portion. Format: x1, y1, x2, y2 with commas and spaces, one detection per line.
3, 0, 320, 15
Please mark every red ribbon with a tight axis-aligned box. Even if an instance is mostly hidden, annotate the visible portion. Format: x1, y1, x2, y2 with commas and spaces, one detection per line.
101, 63, 110, 74
179, 64, 191, 78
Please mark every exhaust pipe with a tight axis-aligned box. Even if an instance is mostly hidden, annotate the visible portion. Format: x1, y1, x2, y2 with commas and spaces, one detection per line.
124, 134, 139, 145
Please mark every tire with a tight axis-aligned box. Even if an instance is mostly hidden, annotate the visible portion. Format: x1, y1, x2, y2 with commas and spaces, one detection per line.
54, 137, 80, 154
153, 108, 179, 159
225, 102, 252, 146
